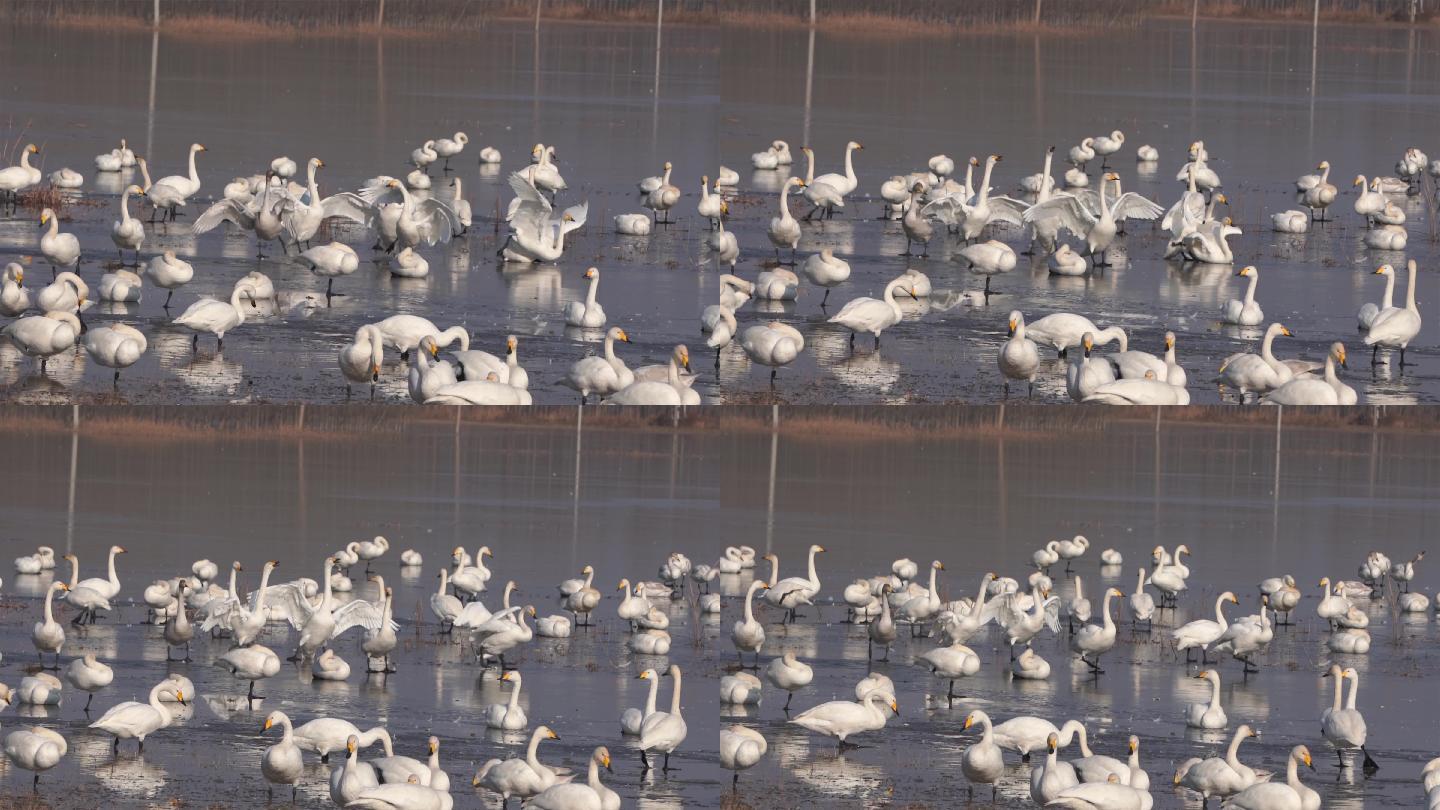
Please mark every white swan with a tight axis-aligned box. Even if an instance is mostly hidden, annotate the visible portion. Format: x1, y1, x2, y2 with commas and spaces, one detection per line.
82, 323, 147, 386
1024, 172, 1161, 267
561, 326, 633, 403
764, 651, 813, 710
486, 670, 529, 730
720, 671, 762, 705
1222, 266, 1265, 326
1271, 210, 1309, 234
526, 746, 618, 810
90, 680, 182, 751
1071, 587, 1123, 672
731, 579, 767, 667
720, 726, 767, 788
260, 711, 304, 799
1067, 333, 1117, 402
1218, 323, 1295, 400
765, 544, 824, 621
370, 315, 469, 358
434, 132, 468, 169
1322, 665, 1376, 770
1186, 669, 1229, 729
999, 310, 1040, 398
959, 240, 1018, 295
1265, 342, 1355, 405
0, 261, 30, 317
3, 726, 67, 788
0, 144, 42, 202
791, 690, 895, 748
31, 582, 68, 667
478, 146, 502, 164
799, 147, 846, 219
154, 142, 206, 199
828, 274, 917, 349
802, 248, 851, 307
1364, 258, 1422, 366
564, 267, 607, 328
1353, 175, 1385, 223
767, 177, 805, 264
919, 639, 980, 701
1179, 217, 1243, 264
1050, 244, 1089, 276
741, 321, 805, 382
638, 665, 687, 771
37, 208, 81, 274
1173, 591, 1239, 662
472, 720, 561, 795
139, 251, 192, 309
1223, 745, 1317, 810
961, 710, 1006, 799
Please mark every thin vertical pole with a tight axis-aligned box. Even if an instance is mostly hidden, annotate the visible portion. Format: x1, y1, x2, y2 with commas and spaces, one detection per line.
66, 406, 79, 556
809, 0, 816, 26
1033, 0, 1042, 25
765, 405, 778, 555
147, 28, 158, 159
571, 406, 583, 565
376, 0, 385, 27
802, 26, 814, 148
153, 0, 160, 27
652, 0, 663, 151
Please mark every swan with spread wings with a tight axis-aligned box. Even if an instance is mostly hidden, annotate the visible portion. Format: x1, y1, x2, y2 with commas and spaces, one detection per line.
1023, 173, 1162, 267
498, 168, 588, 263
357, 177, 462, 252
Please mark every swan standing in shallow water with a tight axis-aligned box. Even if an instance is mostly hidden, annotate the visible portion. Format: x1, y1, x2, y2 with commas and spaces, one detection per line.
802, 248, 850, 308
1217, 323, 1295, 401
1323, 665, 1378, 771
765, 651, 814, 710
1264, 342, 1356, 405
638, 665, 687, 772
261, 711, 304, 800
791, 690, 896, 749
4, 726, 68, 787
31, 583, 68, 667
1187, 669, 1229, 729
741, 321, 805, 383
173, 283, 260, 352
731, 579, 767, 667
1224, 745, 1317, 810
766, 544, 825, 621
1222, 266, 1265, 326
1173, 591, 1239, 663
828, 274, 917, 349
110, 184, 146, 264
999, 310, 1040, 398
564, 267, 607, 328
1364, 258, 1422, 367
486, 670, 529, 730
720, 726, 767, 788
474, 726, 563, 803
561, 327, 632, 403
90, 680, 183, 751
84, 323, 148, 387
961, 710, 1006, 799
1071, 587, 1122, 674
767, 177, 806, 264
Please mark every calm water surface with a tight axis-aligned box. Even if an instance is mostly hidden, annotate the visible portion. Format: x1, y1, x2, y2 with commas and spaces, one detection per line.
1, 413, 1436, 805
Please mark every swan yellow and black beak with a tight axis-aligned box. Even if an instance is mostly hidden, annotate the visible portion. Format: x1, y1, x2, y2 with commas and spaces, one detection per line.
263, 716, 274, 732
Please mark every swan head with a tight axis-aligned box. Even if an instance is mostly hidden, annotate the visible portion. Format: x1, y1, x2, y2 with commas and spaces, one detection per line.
962, 711, 984, 730
989, 154, 1003, 164
594, 747, 613, 772
611, 327, 631, 344
1236, 265, 1256, 278
193, 143, 207, 152
1007, 311, 1023, 336
1294, 745, 1314, 770
1221, 591, 1239, 605
1047, 733, 1059, 753
811, 544, 826, 554
1081, 332, 1095, 354
311, 158, 325, 169
583, 267, 598, 280
26, 144, 39, 155
1317, 160, 1329, 170
1374, 264, 1394, 276
932, 560, 945, 571
1353, 175, 1366, 187
1128, 735, 1139, 753
1164, 332, 1176, 350
38, 208, 54, 227
387, 179, 402, 189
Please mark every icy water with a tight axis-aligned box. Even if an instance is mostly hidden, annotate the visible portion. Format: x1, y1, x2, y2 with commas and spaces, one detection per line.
1, 412, 1438, 806
0, 20, 1435, 404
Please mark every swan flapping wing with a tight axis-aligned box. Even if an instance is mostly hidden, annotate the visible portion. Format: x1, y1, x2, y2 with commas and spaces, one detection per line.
1023, 194, 1097, 237
987, 196, 1030, 227
331, 598, 397, 638
1110, 192, 1164, 222
255, 580, 318, 629
1161, 190, 1205, 231
409, 198, 463, 245
191, 199, 256, 235
198, 594, 243, 632
319, 193, 376, 227
358, 176, 403, 206
1042, 596, 1062, 633
560, 201, 589, 231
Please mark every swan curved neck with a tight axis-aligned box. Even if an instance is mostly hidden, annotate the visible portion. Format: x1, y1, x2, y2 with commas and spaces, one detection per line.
1243, 273, 1258, 304
645, 674, 659, 713
806, 548, 820, 586
187, 147, 200, 185
106, 547, 120, 585
1209, 675, 1222, 704
43, 586, 58, 621
1405, 263, 1419, 310
584, 274, 599, 307
1344, 673, 1360, 708
1226, 732, 1246, 764
843, 145, 857, 185
1101, 590, 1115, 628
977, 160, 996, 203
778, 183, 795, 220
1213, 595, 1229, 625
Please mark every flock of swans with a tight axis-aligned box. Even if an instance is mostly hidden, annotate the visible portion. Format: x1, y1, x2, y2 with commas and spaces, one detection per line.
0, 128, 1427, 403
2, 531, 1436, 807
